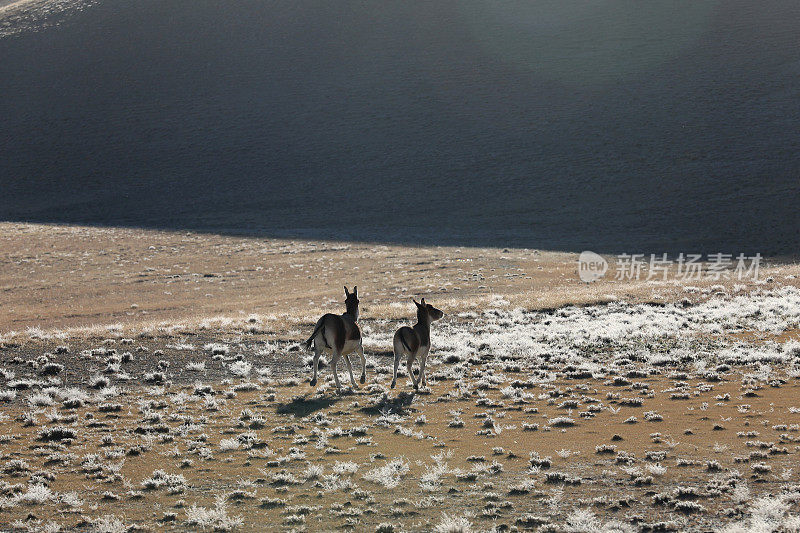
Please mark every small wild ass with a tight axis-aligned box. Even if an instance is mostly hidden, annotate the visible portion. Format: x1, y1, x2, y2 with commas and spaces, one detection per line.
304, 286, 366, 392
392, 298, 444, 390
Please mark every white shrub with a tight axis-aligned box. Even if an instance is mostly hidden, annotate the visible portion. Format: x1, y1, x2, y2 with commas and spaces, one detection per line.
363, 458, 409, 489
94, 515, 127, 533
186, 497, 242, 531
304, 464, 324, 480
16, 484, 54, 505
186, 362, 206, 372
722, 495, 799, 533
433, 512, 472, 533
219, 438, 240, 451
332, 461, 358, 475
228, 360, 251, 378
27, 392, 54, 407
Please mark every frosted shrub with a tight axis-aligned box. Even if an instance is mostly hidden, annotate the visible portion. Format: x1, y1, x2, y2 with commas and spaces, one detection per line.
363, 458, 409, 489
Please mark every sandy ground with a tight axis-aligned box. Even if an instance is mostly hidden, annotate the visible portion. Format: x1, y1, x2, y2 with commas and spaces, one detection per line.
1, 222, 800, 532
2, 222, 797, 337
1, 360, 799, 532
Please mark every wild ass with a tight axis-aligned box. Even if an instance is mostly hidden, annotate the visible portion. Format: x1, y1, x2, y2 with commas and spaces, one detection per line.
391, 298, 444, 390
303, 286, 366, 392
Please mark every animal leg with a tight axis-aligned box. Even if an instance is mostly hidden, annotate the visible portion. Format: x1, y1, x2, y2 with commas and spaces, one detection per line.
392, 351, 401, 389
344, 352, 358, 389
310, 341, 322, 387
407, 354, 418, 390
357, 343, 366, 384
391, 338, 403, 388
419, 351, 428, 388
330, 350, 342, 392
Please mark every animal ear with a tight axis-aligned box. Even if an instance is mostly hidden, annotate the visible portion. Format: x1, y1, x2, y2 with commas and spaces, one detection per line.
344, 286, 350, 296
421, 298, 426, 305
353, 286, 357, 296
412, 298, 420, 307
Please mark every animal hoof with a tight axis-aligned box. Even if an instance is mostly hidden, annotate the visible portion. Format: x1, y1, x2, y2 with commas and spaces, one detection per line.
309, 379, 317, 387
390, 380, 396, 389
360, 375, 366, 384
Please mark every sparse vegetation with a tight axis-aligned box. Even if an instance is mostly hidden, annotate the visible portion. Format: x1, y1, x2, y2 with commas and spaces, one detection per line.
0, 231, 798, 530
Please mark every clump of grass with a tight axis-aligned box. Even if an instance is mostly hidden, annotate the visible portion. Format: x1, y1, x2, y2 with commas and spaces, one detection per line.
549, 417, 575, 427
58, 387, 89, 408
226, 490, 255, 502
219, 438, 239, 451
90, 375, 110, 389
619, 397, 643, 407
94, 515, 127, 533
544, 472, 581, 485
529, 452, 552, 469
304, 464, 324, 480
144, 372, 166, 384
228, 360, 252, 378
673, 501, 706, 513
141, 470, 186, 493
185, 496, 242, 531
270, 471, 301, 486
433, 512, 473, 533
260, 497, 286, 509
28, 392, 54, 407
751, 462, 772, 475
508, 479, 536, 495
332, 461, 358, 475
39, 362, 64, 376
16, 484, 54, 505
645, 450, 667, 462
285, 514, 305, 525
0, 390, 17, 402
38, 426, 76, 442
448, 417, 465, 428
363, 458, 409, 489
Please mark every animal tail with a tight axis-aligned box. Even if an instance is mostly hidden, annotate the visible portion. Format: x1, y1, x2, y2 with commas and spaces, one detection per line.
304, 320, 325, 350
398, 330, 412, 353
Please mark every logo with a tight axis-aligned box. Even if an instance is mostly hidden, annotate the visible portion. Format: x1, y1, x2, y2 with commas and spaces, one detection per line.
578, 251, 608, 283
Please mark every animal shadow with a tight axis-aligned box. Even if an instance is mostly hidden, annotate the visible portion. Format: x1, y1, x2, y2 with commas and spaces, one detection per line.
360, 391, 416, 416
275, 395, 339, 418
